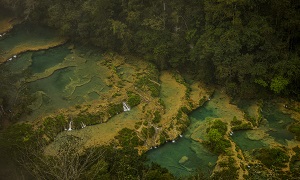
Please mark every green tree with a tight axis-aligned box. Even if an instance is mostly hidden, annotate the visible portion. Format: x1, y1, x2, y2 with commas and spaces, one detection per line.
270, 76, 290, 94
207, 128, 222, 143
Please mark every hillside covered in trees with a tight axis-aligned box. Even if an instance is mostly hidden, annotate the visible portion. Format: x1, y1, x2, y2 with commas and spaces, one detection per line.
1, 1, 300, 180
1, 0, 299, 99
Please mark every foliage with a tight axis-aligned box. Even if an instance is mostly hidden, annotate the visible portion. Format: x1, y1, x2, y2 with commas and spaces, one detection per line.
103, 146, 174, 179
270, 76, 290, 94
115, 128, 143, 147
2, 0, 299, 99
231, 116, 252, 130
143, 163, 175, 180
206, 119, 227, 135
231, 122, 252, 131
127, 91, 141, 107
0, 125, 174, 179
253, 148, 289, 168
176, 110, 183, 120
1, 1, 300, 178
141, 126, 156, 139
181, 106, 190, 114
231, 116, 241, 126
288, 123, 300, 141
152, 110, 161, 124
135, 75, 160, 97
244, 113, 257, 127
73, 112, 103, 127
102, 146, 146, 179
134, 121, 142, 129
205, 128, 231, 154
42, 114, 67, 140
290, 146, 300, 177
19, 136, 108, 180
108, 103, 123, 117
211, 157, 238, 180
0, 123, 37, 151
0, 66, 33, 126
199, 96, 207, 106
204, 120, 230, 154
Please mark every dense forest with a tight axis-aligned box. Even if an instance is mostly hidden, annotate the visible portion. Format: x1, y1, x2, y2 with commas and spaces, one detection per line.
1, 0, 299, 99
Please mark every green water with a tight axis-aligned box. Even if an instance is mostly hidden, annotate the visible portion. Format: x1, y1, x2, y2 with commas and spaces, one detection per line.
262, 102, 295, 145
147, 137, 216, 178
28, 67, 75, 113
26, 45, 110, 119
148, 94, 298, 177
147, 101, 218, 178
30, 44, 70, 73
4, 52, 32, 74
0, 23, 59, 52
232, 131, 266, 151
1, 23, 110, 120
2, 23, 299, 178
232, 101, 295, 152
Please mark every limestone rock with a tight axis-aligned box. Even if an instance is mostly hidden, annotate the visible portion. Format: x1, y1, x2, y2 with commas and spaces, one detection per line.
179, 156, 189, 164
246, 129, 266, 140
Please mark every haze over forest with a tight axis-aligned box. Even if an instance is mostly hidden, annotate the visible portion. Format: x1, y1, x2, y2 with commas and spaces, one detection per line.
0, 0, 300, 180
1, 0, 300, 98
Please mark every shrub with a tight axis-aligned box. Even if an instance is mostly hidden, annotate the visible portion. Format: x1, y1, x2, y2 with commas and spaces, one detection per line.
180, 106, 190, 114
244, 113, 257, 126
289, 123, 300, 140
127, 92, 141, 107
0, 123, 36, 150
199, 96, 207, 105
115, 128, 143, 147
43, 115, 67, 140
135, 122, 142, 129
135, 76, 160, 97
204, 120, 230, 154
254, 148, 289, 168
149, 83, 160, 97
211, 157, 238, 180
152, 111, 161, 124
231, 116, 241, 126
207, 119, 227, 135
290, 146, 300, 176
176, 110, 182, 120
231, 122, 252, 131
73, 112, 103, 127
205, 128, 231, 154
141, 127, 155, 139
158, 99, 165, 108
108, 103, 123, 117
143, 121, 148, 126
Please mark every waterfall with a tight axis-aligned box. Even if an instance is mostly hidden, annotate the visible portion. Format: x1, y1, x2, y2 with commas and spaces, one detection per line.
81, 122, 86, 128
68, 121, 72, 131
123, 102, 130, 112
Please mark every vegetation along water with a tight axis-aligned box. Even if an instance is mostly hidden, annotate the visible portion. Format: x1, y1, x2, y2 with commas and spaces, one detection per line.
0, 1, 300, 179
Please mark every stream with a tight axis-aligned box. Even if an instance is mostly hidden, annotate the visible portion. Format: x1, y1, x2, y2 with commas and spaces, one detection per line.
147, 93, 297, 178
1, 23, 298, 179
